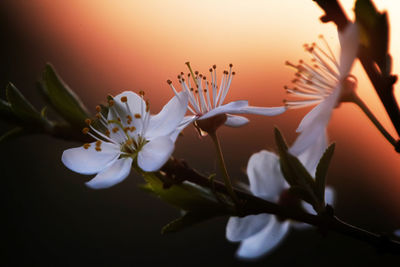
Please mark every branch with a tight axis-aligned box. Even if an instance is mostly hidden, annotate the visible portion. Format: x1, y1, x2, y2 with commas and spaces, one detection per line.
313, 0, 400, 142
162, 157, 400, 255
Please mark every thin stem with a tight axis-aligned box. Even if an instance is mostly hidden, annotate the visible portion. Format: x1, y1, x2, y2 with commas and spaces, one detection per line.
208, 131, 240, 206
352, 93, 396, 146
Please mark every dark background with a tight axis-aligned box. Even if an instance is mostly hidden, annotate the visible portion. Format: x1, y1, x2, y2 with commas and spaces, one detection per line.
2, 1, 400, 266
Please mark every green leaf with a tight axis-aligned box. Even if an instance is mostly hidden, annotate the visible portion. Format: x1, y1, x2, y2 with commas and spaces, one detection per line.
141, 172, 227, 212
38, 63, 90, 128
0, 98, 19, 124
274, 128, 315, 188
161, 211, 220, 234
0, 127, 24, 143
315, 143, 335, 201
6, 83, 42, 124
355, 0, 389, 75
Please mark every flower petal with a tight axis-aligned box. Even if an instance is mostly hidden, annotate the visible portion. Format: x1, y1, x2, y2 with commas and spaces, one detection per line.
290, 123, 325, 157
146, 91, 189, 140
224, 115, 249, 127
247, 150, 286, 201
237, 106, 286, 116
293, 129, 328, 176
226, 214, 271, 242
137, 136, 174, 172
236, 216, 290, 259
86, 157, 133, 189
198, 100, 249, 120
338, 22, 359, 77
62, 142, 120, 175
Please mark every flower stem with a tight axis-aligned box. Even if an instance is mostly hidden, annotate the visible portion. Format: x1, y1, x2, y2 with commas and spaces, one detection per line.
209, 131, 240, 206
351, 94, 396, 147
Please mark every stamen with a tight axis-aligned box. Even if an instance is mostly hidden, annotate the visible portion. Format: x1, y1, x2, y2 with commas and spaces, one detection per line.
134, 113, 141, 119
112, 127, 119, 133
121, 96, 128, 103
82, 128, 89, 134
96, 105, 101, 112
95, 147, 102, 152
108, 100, 115, 107
85, 118, 92, 125
83, 143, 91, 149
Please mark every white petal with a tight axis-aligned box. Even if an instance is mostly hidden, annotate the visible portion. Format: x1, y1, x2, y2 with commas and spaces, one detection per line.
247, 150, 286, 202
86, 157, 133, 189
236, 216, 290, 259
225, 115, 249, 127
237, 106, 286, 116
338, 22, 359, 77
289, 124, 325, 159
294, 129, 328, 176
146, 91, 189, 140
324, 186, 335, 206
226, 214, 271, 242
62, 142, 120, 175
302, 186, 335, 215
169, 115, 196, 142
114, 91, 146, 117
137, 136, 174, 172
198, 100, 249, 120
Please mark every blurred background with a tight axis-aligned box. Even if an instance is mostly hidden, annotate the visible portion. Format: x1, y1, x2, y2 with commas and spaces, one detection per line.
1, 0, 400, 266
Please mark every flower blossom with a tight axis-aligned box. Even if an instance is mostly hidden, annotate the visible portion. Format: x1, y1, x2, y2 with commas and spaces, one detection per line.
62, 91, 189, 189
226, 145, 334, 259
284, 23, 359, 161
167, 63, 285, 130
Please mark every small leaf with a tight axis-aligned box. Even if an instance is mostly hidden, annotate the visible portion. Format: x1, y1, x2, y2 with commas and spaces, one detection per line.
355, 0, 389, 75
315, 143, 335, 201
0, 127, 24, 143
0, 98, 19, 124
161, 211, 220, 234
274, 128, 315, 188
6, 83, 42, 124
141, 172, 228, 212
38, 63, 90, 128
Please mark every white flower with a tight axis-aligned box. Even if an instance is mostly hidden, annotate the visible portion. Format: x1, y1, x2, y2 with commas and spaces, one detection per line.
167, 63, 285, 129
226, 145, 334, 259
284, 23, 359, 157
62, 91, 189, 189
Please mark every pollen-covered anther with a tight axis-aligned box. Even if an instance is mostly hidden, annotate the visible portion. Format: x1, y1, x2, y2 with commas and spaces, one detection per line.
209, 68, 212, 72
127, 115, 132, 121
85, 118, 92, 125
121, 96, 128, 103
83, 143, 91, 149
96, 113, 101, 119
112, 127, 119, 133
108, 100, 115, 107
232, 72, 236, 75
82, 127, 89, 134
117, 117, 121, 122
139, 90, 145, 97
95, 147, 102, 152
95, 140, 102, 147
167, 80, 172, 85
229, 63, 233, 67
130, 126, 136, 132
134, 113, 141, 119
125, 139, 133, 146
195, 71, 199, 75
96, 105, 101, 112
213, 64, 216, 69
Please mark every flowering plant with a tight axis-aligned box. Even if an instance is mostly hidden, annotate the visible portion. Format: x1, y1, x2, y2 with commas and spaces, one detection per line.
2, 0, 400, 264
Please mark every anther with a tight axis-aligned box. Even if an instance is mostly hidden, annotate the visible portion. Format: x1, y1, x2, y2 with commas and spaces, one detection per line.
232, 72, 236, 75
213, 64, 216, 69
146, 100, 150, 112
95, 147, 102, 152
181, 72, 184, 75
85, 118, 92, 125
121, 96, 128, 102
167, 80, 172, 85
117, 117, 121, 122
203, 76, 206, 80
177, 75, 181, 79
96, 105, 101, 112
130, 126, 136, 132
209, 68, 212, 72
96, 113, 101, 119
134, 113, 141, 119
112, 127, 119, 133
229, 63, 233, 67
126, 139, 133, 146
95, 140, 102, 147
195, 71, 199, 75
105, 130, 110, 137
127, 115, 132, 121
82, 128, 89, 134
139, 90, 145, 96
108, 100, 115, 106
83, 143, 91, 149
190, 88, 194, 91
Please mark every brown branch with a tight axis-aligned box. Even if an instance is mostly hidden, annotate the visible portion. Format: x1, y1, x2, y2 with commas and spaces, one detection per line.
162, 157, 400, 255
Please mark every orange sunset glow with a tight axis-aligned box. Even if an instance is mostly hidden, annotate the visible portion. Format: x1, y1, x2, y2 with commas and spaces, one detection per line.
3, 1, 400, 264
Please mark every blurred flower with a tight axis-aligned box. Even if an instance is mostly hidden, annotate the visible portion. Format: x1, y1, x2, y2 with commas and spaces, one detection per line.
226, 145, 334, 259
167, 63, 285, 132
284, 23, 359, 156
62, 91, 189, 189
